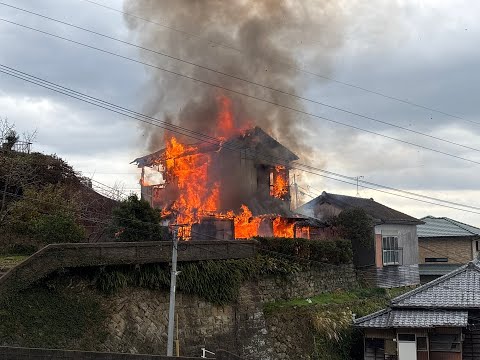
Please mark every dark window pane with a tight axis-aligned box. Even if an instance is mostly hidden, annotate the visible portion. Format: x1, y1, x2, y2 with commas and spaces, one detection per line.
417, 337, 427, 351
398, 334, 416, 342
425, 257, 448, 263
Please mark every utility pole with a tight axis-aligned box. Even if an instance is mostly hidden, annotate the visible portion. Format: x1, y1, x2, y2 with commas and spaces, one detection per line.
167, 227, 179, 357
356, 176, 364, 197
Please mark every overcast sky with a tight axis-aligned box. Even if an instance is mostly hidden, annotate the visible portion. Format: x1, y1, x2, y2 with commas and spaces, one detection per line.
1, 0, 480, 226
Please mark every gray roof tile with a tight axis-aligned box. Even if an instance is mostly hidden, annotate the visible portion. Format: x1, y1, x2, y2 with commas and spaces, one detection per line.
418, 216, 480, 238
392, 261, 480, 308
355, 309, 468, 328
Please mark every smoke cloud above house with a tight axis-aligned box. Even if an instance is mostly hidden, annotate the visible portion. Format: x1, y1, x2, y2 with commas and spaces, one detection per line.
122, 0, 360, 162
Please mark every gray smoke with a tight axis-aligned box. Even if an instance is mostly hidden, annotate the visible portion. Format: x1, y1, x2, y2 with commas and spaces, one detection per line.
123, 0, 351, 162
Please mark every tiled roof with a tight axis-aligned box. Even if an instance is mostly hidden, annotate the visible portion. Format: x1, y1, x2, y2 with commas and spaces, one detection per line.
355, 260, 480, 329
392, 261, 480, 308
418, 216, 480, 238
355, 308, 468, 328
296, 192, 423, 225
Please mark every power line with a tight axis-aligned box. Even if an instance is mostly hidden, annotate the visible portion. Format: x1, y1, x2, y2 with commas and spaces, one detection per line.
2, 19, 480, 168
77, 0, 475, 127
2, 2, 480, 155
2, 64, 480, 216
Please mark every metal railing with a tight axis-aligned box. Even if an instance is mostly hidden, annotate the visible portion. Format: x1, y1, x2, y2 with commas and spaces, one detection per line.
382, 248, 403, 266
201, 348, 215, 358
0, 140, 32, 153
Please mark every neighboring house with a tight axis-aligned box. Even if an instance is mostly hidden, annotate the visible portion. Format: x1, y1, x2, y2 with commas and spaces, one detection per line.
296, 192, 424, 287
418, 216, 480, 283
355, 260, 480, 360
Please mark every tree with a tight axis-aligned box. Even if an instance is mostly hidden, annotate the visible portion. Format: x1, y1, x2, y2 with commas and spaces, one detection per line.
331, 208, 374, 248
0, 154, 36, 226
5, 185, 86, 245
109, 194, 171, 242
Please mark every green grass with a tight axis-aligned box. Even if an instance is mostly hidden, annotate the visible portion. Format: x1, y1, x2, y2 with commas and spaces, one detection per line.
0, 255, 28, 270
264, 286, 413, 313
263, 286, 415, 359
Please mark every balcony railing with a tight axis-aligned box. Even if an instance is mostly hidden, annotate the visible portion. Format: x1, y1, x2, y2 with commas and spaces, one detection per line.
383, 248, 403, 266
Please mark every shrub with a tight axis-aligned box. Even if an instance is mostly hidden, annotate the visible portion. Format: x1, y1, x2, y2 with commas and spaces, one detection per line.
5, 185, 86, 245
109, 194, 171, 242
256, 237, 352, 265
331, 208, 374, 248
91, 254, 300, 304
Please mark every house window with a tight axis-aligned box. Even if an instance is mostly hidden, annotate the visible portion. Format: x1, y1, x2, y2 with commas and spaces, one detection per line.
425, 257, 448, 263
430, 334, 461, 352
382, 236, 401, 265
417, 336, 428, 351
476, 241, 479, 252
398, 334, 415, 342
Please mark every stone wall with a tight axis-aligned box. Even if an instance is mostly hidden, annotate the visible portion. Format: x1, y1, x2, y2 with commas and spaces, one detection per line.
0, 241, 255, 303
102, 265, 356, 360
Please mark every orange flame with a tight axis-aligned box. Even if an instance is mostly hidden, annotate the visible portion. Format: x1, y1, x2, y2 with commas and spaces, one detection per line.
270, 165, 289, 199
273, 217, 295, 238
233, 205, 261, 239
164, 136, 220, 236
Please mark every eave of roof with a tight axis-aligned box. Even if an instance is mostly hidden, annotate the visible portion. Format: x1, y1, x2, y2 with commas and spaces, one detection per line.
354, 308, 468, 329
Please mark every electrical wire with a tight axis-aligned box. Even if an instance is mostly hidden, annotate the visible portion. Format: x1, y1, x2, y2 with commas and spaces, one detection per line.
2, 3, 480, 155
77, 0, 476, 127
2, 19, 480, 168
2, 64, 480, 216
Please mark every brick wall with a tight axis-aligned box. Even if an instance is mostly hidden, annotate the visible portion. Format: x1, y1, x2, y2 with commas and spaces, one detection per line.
419, 237, 473, 264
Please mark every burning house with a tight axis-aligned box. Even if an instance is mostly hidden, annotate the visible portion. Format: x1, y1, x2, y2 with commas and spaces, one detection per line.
122, 0, 349, 241
132, 98, 323, 240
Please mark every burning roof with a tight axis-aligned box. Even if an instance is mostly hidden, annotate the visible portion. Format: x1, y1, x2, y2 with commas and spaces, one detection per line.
131, 126, 299, 169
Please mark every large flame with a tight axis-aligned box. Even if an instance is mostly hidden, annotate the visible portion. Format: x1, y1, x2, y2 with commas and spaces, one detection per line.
155, 95, 300, 240
273, 217, 295, 238
233, 205, 261, 239
164, 137, 220, 238
271, 165, 289, 199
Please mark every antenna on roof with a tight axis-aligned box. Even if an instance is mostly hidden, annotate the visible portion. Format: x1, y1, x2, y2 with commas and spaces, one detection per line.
356, 176, 364, 197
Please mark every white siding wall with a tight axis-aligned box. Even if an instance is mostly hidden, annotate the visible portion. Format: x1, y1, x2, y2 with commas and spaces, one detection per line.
375, 224, 419, 266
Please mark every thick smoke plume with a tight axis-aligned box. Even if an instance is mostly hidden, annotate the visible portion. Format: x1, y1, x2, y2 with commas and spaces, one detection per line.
124, 0, 349, 161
